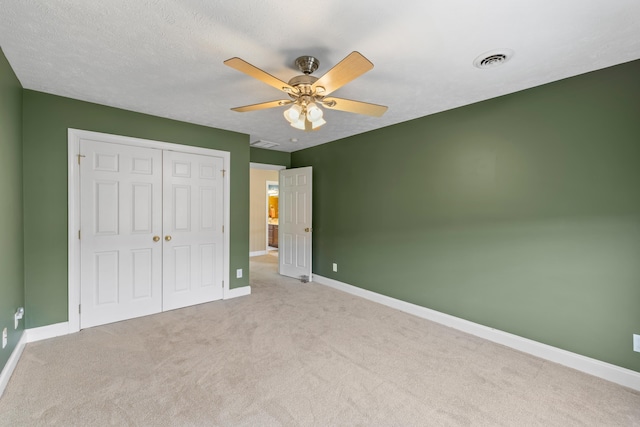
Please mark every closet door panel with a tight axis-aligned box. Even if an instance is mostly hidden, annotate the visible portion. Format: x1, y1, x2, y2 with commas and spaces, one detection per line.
80, 140, 163, 328
162, 151, 224, 310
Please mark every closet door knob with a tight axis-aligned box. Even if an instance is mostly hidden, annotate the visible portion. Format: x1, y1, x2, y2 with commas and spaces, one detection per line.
165, 235, 172, 242
153, 236, 160, 242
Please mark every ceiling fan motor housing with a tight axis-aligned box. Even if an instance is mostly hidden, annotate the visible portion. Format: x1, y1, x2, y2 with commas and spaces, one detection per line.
289, 56, 322, 102
287, 74, 319, 98
294, 55, 320, 74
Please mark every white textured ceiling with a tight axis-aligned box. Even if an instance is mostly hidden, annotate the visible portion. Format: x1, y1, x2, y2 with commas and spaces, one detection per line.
1, 0, 639, 152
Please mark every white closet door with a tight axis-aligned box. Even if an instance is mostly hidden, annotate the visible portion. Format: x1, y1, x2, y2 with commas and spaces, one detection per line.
162, 151, 224, 310
80, 140, 163, 328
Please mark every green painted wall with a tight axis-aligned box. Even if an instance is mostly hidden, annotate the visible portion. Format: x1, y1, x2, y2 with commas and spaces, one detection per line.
0, 48, 24, 372
250, 147, 291, 167
22, 90, 250, 328
292, 60, 640, 372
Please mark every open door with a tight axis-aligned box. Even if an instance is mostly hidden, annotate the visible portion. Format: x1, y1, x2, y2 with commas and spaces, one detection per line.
279, 167, 312, 281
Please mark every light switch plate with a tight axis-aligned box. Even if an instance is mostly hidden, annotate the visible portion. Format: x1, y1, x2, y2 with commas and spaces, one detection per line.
236, 269, 243, 279
634, 334, 640, 352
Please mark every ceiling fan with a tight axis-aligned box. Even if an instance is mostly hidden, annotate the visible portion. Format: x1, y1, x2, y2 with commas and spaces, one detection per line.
224, 51, 388, 131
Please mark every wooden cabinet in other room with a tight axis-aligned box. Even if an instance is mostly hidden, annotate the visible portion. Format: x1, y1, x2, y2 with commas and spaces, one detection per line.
268, 224, 278, 248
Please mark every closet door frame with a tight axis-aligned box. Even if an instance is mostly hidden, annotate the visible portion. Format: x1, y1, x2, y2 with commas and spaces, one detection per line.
67, 128, 231, 333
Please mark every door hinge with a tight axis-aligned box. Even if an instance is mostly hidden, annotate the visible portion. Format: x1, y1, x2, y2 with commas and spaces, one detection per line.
221, 169, 226, 177
78, 229, 81, 239
77, 154, 86, 165
222, 225, 224, 233
222, 280, 224, 289
79, 304, 81, 314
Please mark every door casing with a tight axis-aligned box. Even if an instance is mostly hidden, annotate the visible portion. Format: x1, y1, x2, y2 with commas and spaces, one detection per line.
68, 128, 231, 333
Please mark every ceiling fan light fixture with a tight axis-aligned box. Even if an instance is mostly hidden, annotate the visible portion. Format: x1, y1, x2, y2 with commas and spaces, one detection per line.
311, 118, 326, 129
290, 117, 306, 130
284, 104, 302, 123
306, 102, 323, 122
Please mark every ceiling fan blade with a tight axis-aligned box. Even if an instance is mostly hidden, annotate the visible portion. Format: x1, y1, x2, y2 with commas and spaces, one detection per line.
231, 99, 292, 112
322, 97, 388, 117
312, 52, 374, 96
224, 57, 295, 93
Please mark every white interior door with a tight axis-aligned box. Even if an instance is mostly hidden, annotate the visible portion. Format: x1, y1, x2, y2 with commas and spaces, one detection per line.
162, 151, 224, 310
80, 140, 163, 328
279, 167, 313, 281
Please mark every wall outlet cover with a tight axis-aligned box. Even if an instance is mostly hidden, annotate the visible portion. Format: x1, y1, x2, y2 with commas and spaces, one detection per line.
236, 268, 243, 279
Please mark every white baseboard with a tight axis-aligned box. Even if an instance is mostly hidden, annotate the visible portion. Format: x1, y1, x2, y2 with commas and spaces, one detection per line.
26, 322, 70, 343
1, 323, 71, 397
0, 332, 27, 398
314, 274, 640, 392
250, 251, 267, 257
224, 286, 251, 299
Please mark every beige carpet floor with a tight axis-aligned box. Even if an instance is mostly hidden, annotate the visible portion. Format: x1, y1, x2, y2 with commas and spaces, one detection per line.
1, 254, 639, 426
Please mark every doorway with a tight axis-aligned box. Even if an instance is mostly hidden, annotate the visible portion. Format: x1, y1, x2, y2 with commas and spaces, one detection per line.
249, 163, 285, 259
266, 180, 279, 255
249, 163, 313, 281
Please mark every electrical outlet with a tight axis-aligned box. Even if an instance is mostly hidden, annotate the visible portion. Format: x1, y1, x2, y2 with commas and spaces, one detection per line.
634, 334, 640, 353
15, 307, 24, 329
332, 263, 338, 272
236, 268, 243, 279
2, 328, 7, 349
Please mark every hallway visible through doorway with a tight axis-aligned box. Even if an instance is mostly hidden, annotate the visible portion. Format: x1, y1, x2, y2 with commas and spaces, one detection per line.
249, 164, 284, 260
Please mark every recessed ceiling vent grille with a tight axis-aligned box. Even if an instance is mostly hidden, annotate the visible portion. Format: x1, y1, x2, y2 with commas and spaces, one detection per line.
473, 49, 514, 69
250, 140, 280, 149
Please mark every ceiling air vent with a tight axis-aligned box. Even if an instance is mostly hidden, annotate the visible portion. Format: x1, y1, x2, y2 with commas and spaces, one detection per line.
250, 140, 280, 149
473, 49, 514, 69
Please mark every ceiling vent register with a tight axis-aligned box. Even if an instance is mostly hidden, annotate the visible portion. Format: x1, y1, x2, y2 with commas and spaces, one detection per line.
473, 49, 514, 69
250, 140, 280, 149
